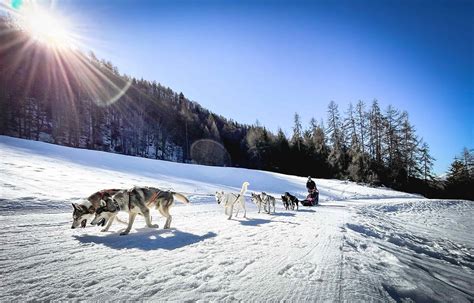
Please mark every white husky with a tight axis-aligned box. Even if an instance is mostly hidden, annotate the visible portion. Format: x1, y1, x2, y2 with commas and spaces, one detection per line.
215, 182, 249, 220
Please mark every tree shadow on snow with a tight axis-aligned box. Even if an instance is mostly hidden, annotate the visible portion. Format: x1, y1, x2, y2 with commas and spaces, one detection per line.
73, 229, 217, 251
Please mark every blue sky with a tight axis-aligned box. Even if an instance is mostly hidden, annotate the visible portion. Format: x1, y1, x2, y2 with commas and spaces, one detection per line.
53, 0, 473, 173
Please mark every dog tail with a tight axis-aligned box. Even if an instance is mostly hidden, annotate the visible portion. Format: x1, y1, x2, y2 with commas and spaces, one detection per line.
172, 192, 190, 204
239, 181, 250, 196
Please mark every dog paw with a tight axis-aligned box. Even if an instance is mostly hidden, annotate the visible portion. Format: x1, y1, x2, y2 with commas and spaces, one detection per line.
148, 224, 159, 229
120, 231, 130, 236
100, 229, 109, 232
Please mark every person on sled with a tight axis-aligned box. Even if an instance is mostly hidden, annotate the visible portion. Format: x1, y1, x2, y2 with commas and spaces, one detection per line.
302, 176, 319, 206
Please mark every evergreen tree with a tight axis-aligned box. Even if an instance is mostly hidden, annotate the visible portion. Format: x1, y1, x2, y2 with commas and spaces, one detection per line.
367, 100, 384, 183
419, 141, 435, 183
327, 101, 347, 177
445, 148, 474, 200
273, 128, 291, 172
400, 112, 421, 179
291, 112, 303, 152
355, 100, 367, 155
344, 103, 359, 149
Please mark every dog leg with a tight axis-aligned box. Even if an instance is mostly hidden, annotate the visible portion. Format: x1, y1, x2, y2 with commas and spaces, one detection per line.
120, 213, 137, 235
163, 208, 172, 229
101, 215, 115, 232
143, 209, 159, 229
228, 205, 233, 220
158, 206, 172, 229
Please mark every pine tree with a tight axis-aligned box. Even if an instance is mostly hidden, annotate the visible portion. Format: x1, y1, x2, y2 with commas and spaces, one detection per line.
345, 103, 367, 181
461, 147, 474, 178
273, 128, 291, 172
400, 112, 421, 179
291, 112, 303, 152
383, 105, 405, 184
445, 148, 474, 200
419, 141, 435, 183
327, 101, 347, 177
327, 101, 343, 149
355, 100, 367, 155
344, 103, 359, 149
312, 119, 329, 156
369, 100, 383, 164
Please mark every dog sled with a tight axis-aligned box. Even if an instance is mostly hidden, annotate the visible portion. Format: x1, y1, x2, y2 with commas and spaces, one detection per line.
301, 189, 319, 206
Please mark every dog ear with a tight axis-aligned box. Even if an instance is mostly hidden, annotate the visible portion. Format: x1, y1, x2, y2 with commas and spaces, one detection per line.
72, 203, 78, 210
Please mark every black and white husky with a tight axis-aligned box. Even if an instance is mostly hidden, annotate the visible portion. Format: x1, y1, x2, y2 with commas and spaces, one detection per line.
282, 192, 299, 211
91, 186, 189, 235
215, 182, 249, 220
261, 192, 276, 213
251, 192, 275, 214
71, 189, 126, 229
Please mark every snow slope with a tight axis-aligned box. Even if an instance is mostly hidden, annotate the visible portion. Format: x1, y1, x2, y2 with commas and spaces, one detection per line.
0, 136, 472, 302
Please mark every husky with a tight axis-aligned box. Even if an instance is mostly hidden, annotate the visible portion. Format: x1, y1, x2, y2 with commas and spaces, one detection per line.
282, 192, 299, 211
215, 182, 249, 220
261, 192, 276, 213
71, 189, 126, 229
250, 192, 267, 213
91, 186, 189, 235
251, 192, 275, 214
281, 195, 291, 210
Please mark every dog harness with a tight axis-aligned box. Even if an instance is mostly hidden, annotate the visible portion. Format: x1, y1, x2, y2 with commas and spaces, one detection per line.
127, 191, 133, 211
96, 200, 121, 214
98, 189, 117, 199
228, 194, 241, 206
146, 191, 161, 207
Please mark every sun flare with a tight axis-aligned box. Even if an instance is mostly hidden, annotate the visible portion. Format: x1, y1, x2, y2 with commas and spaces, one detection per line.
17, 4, 76, 49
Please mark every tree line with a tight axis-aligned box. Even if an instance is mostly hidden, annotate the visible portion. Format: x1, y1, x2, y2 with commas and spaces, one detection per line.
0, 17, 472, 200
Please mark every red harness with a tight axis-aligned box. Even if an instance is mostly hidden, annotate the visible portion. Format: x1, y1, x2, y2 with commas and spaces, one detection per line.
146, 191, 160, 207
98, 189, 117, 199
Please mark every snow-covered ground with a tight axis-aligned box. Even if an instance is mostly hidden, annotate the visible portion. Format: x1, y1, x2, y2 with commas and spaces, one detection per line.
1, 136, 472, 302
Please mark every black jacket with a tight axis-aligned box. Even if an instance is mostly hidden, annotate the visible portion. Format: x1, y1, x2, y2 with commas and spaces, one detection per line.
306, 180, 316, 190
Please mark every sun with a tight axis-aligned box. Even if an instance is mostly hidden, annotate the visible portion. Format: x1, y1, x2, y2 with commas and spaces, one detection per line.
16, 4, 76, 49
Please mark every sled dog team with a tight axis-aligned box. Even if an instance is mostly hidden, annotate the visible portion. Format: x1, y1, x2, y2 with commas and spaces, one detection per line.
71, 182, 308, 235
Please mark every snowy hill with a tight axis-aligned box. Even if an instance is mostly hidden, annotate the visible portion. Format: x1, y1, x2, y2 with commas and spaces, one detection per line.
0, 136, 472, 302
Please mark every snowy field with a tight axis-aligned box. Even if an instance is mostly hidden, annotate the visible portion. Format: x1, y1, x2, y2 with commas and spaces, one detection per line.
0, 136, 472, 302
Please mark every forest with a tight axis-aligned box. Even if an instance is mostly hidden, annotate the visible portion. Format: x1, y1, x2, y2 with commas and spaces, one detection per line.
0, 16, 472, 200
